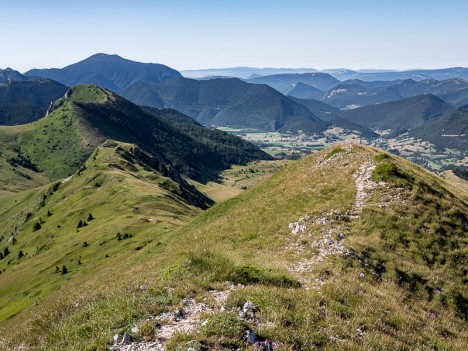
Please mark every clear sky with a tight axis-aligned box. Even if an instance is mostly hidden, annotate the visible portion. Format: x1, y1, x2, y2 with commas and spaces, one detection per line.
1, 0, 467, 72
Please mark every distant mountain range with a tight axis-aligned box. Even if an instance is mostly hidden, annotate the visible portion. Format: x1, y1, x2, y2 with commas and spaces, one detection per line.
181, 67, 318, 79
246, 72, 340, 92
322, 78, 468, 109
289, 97, 378, 139
237, 73, 468, 109
25, 54, 181, 93
122, 77, 329, 133
183, 66, 468, 81
1, 54, 466, 152
189, 72, 468, 111
322, 81, 405, 109
341, 67, 468, 82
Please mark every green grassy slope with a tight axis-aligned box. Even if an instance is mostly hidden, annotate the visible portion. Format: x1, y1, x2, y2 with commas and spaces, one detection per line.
0, 84, 270, 185
0, 124, 51, 195
0, 140, 208, 323
1, 143, 466, 350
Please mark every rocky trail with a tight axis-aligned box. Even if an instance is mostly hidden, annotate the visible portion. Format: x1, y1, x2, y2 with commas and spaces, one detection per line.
351, 161, 379, 218
286, 151, 386, 288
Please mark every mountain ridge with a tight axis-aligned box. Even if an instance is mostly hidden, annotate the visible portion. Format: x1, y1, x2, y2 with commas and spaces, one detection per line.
182, 66, 468, 81
1, 143, 466, 350
289, 97, 379, 138
0, 84, 270, 188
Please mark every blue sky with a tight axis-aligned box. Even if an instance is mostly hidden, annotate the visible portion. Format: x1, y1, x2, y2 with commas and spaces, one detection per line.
1, 0, 467, 72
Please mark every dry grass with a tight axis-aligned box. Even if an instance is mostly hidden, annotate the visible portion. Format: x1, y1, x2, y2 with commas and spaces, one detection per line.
440, 170, 468, 200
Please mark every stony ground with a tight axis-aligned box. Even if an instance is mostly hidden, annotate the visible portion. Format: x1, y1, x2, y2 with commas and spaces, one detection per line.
111, 284, 239, 351
285, 148, 389, 288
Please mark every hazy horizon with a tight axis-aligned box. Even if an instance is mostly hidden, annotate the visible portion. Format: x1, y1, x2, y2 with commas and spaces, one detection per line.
1, 0, 467, 72
7, 52, 468, 75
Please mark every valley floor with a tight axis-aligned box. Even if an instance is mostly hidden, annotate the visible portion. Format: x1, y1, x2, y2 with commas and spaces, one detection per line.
219, 127, 468, 173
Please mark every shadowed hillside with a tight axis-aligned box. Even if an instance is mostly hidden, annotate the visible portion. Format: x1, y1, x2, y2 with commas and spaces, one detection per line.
0, 79, 69, 125
410, 105, 468, 150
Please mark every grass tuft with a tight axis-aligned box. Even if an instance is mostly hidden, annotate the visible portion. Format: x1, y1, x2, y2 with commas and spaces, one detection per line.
371, 161, 412, 186
374, 152, 390, 161
324, 147, 346, 159
230, 264, 301, 288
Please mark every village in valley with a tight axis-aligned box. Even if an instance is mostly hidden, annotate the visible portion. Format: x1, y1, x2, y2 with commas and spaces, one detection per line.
219, 127, 468, 173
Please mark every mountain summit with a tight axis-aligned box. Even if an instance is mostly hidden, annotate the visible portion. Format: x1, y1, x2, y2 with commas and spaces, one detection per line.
25, 54, 181, 93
